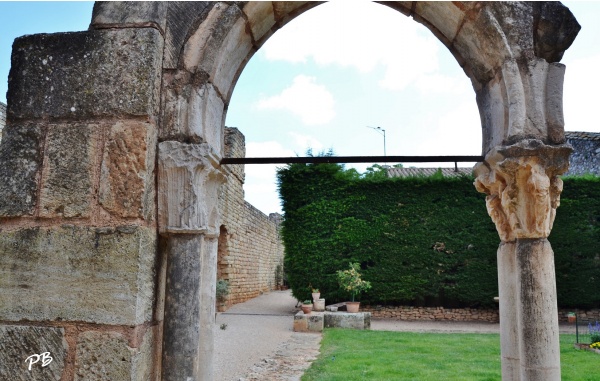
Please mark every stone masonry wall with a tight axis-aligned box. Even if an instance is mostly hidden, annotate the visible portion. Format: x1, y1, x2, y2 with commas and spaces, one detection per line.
0, 29, 163, 380
218, 127, 285, 309
565, 131, 600, 176
361, 305, 600, 324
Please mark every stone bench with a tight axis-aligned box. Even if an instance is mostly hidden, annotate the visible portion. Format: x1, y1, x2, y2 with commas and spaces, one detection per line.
293, 311, 371, 332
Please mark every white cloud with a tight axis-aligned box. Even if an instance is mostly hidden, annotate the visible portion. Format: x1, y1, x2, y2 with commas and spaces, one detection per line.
289, 132, 324, 152
256, 75, 336, 125
414, 101, 482, 158
262, 1, 444, 92
563, 53, 600, 132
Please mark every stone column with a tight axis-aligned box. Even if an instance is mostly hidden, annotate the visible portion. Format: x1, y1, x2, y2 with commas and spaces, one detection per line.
475, 140, 571, 381
158, 141, 224, 381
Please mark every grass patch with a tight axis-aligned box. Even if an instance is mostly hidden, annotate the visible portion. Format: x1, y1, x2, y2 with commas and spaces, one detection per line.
301, 330, 599, 381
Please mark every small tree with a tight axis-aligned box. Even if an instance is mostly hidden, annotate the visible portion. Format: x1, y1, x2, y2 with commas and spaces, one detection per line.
337, 262, 371, 302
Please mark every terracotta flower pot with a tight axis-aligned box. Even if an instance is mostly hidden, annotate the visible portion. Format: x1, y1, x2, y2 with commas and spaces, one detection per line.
568, 315, 576, 323
346, 301, 360, 313
301, 304, 313, 314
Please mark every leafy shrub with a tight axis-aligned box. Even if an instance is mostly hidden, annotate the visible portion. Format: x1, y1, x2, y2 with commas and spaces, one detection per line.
277, 160, 600, 309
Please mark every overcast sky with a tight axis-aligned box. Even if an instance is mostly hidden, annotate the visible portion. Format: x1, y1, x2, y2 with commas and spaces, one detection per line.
1, 1, 598, 215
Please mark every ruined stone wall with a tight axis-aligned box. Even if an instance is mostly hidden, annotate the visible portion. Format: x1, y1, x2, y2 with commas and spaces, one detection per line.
0, 29, 162, 380
218, 127, 285, 309
565, 131, 600, 176
0, 102, 6, 140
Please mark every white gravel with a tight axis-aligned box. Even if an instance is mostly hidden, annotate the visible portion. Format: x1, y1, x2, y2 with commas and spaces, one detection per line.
214, 291, 300, 381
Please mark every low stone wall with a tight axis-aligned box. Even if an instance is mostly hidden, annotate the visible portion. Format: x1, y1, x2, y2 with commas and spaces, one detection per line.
566, 309, 600, 323
362, 306, 500, 322
361, 306, 600, 323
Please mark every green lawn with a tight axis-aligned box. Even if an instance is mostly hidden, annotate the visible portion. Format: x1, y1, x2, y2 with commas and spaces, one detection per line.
301, 330, 598, 381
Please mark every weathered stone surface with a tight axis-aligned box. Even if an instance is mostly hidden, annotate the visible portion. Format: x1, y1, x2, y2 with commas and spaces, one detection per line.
243, 2, 276, 45
182, 3, 254, 99
535, 2, 580, 63
0, 325, 67, 381
91, 1, 168, 33
454, 6, 511, 85
474, 140, 571, 241
163, 2, 214, 69
414, 2, 466, 43
293, 311, 323, 333
517, 239, 561, 380
271, 2, 316, 27
0, 226, 156, 325
546, 63, 567, 144
99, 121, 157, 220
162, 234, 214, 381
158, 141, 224, 234
159, 70, 224, 152
40, 123, 95, 218
497, 242, 521, 381
0, 124, 44, 216
8, 28, 163, 120
324, 312, 371, 330
75, 328, 153, 381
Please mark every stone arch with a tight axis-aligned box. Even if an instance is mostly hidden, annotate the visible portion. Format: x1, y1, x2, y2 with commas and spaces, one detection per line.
0, 2, 580, 381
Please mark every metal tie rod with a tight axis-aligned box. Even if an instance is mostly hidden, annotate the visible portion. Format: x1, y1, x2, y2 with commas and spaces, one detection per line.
220, 155, 484, 165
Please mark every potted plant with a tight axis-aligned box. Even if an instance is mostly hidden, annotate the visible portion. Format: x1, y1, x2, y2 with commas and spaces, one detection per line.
216, 279, 230, 312
567, 312, 576, 323
301, 300, 313, 315
337, 262, 371, 313
311, 288, 320, 302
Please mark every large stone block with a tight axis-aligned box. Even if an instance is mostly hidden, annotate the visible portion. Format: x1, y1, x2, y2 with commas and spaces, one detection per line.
40, 123, 95, 218
91, 1, 168, 33
0, 124, 44, 216
0, 226, 156, 325
159, 70, 224, 153
163, 2, 214, 69
0, 325, 67, 381
8, 28, 163, 120
75, 328, 153, 381
99, 121, 157, 220
182, 3, 254, 99
242, 2, 276, 45
324, 312, 371, 330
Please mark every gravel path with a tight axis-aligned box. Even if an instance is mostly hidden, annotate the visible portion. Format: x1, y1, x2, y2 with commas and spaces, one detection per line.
214, 290, 577, 380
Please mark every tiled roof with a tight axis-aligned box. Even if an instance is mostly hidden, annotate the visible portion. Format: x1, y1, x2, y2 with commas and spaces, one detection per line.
565, 131, 600, 141
387, 167, 473, 178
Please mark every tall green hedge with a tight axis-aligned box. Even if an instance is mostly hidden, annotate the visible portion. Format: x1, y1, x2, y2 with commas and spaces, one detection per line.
278, 163, 600, 309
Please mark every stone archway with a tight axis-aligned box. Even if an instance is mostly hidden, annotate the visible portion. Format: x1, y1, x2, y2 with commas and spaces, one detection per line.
0, 2, 580, 380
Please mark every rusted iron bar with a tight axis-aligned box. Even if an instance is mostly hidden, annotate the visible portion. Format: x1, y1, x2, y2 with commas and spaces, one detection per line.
221, 155, 484, 165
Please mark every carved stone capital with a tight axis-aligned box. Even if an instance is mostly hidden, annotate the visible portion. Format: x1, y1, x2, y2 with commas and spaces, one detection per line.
158, 141, 226, 236
474, 139, 572, 242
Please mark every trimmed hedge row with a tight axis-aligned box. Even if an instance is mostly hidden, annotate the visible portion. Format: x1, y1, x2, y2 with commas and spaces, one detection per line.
277, 163, 600, 309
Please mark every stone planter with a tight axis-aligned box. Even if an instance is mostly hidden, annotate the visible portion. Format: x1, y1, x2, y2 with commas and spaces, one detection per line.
346, 302, 360, 313
312, 292, 320, 302
314, 298, 325, 312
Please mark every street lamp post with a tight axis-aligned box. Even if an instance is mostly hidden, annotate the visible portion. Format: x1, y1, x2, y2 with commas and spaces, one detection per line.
367, 126, 386, 157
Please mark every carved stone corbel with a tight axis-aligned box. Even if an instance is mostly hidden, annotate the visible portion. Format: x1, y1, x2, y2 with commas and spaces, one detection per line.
474, 139, 571, 242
